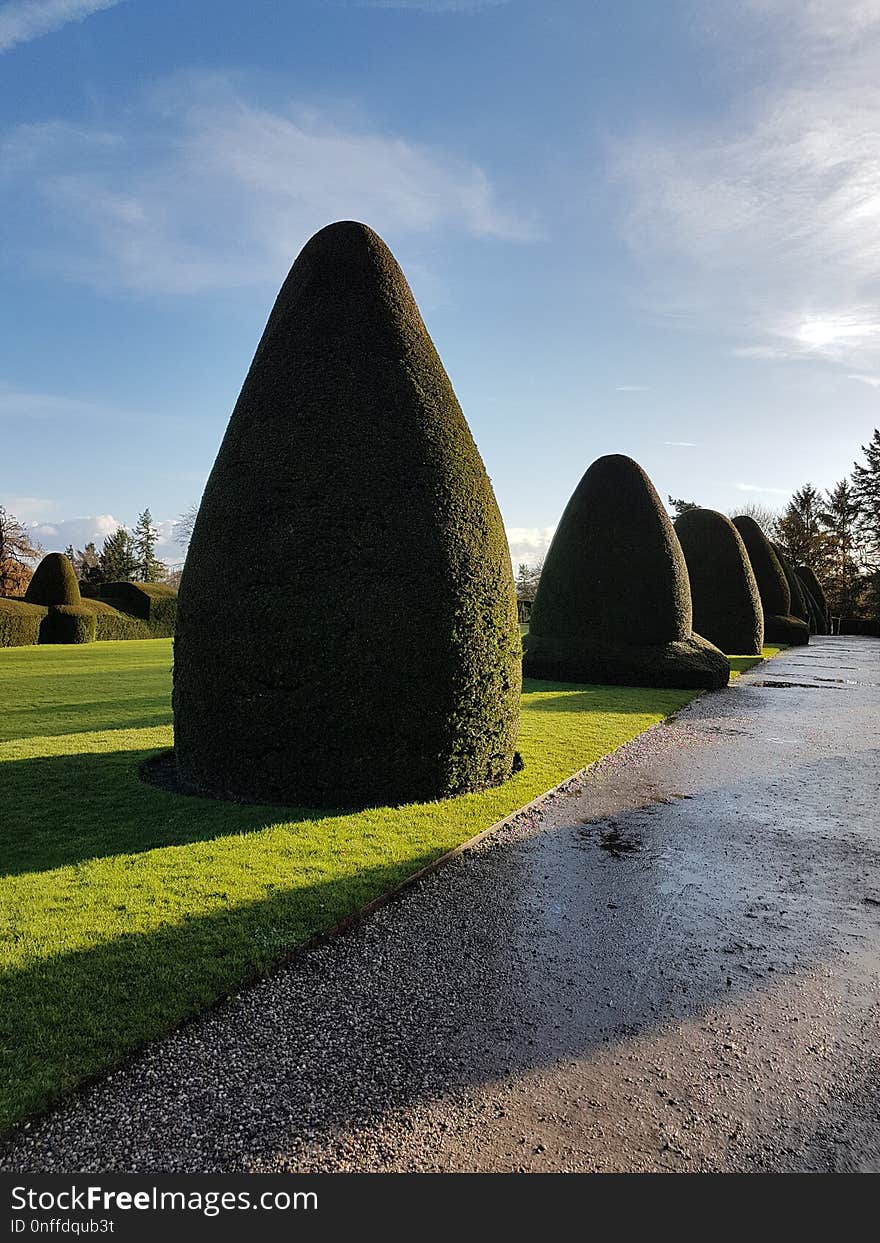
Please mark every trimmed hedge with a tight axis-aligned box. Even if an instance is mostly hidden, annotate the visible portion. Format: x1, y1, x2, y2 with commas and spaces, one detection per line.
39, 605, 96, 645
1, 585, 174, 646
0, 599, 47, 647
25, 553, 81, 607
78, 597, 152, 641
674, 508, 764, 655
732, 516, 809, 646
95, 582, 177, 635
523, 455, 729, 689
174, 220, 521, 807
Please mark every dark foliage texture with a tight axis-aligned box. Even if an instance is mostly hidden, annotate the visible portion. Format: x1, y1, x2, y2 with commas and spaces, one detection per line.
523, 455, 729, 689
174, 221, 521, 807
732, 515, 809, 645
0, 599, 46, 647
24, 553, 82, 607
674, 509, 764, 654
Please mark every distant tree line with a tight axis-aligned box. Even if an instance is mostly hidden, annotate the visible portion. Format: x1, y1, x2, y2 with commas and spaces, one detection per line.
0, 506, 169, 596
670, 428, 880, 622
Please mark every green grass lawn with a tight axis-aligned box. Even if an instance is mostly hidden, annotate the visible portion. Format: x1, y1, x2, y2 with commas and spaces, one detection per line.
0, 637, 773, 1130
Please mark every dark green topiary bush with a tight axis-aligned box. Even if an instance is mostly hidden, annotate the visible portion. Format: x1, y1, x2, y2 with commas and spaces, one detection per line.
797, 565, 829, 632
772, 543, 810, 624
78, 597, 152, 641
39, 605, 96, 645
523, 455, 729, 689
25, 553, 81, 607
97, 582, 177, 635
798, 578, 824, 634
0, 599, 47, 647
674, 509, 764, 654
174, 220, 521, 807
731, 516, 809, 645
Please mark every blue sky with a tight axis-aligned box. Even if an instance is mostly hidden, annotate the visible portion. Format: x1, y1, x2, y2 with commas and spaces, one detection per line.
2, 0, 879, 567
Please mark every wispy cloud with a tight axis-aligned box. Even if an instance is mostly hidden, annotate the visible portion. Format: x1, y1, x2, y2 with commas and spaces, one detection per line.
0, 383, 170, 425
848, 371, 880, 387
612, 0, 880, 370
663, 440, 696, 447
735, 482, 790, 495
615, 384, 650, 392
0, 0, 124, 53
1, 74, 536, 296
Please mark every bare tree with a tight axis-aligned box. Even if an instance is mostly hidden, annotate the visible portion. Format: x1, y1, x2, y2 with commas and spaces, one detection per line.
729, 501, 780, 539
174, 504, 199, 555
0, 505, 42, 596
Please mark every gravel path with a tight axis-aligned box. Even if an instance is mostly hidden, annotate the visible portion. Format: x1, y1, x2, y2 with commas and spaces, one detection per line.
3, 635, 879, 1173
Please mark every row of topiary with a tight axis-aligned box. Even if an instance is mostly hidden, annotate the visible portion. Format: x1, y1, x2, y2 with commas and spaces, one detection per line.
3, 221, 830, 812
0, 551, 177, 646
170, 221, 830, 812
522, 457, 829, 689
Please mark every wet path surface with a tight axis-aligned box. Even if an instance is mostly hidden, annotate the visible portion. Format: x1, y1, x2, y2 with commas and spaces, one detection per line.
3, 636, 879, 1173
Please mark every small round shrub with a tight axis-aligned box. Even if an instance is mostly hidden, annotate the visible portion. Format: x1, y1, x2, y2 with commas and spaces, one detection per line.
39, 605, 96, 645
25, 553, 81, 607
674, 509, 764, 654
174, 220, 521, 806
523, 455, 729, 689
731, 516, 809, 645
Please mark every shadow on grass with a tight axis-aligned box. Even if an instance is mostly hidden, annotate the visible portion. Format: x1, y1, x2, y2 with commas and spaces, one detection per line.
0, 698, 173, 744
0, 748, 323, 877
0, 856, 440, 1132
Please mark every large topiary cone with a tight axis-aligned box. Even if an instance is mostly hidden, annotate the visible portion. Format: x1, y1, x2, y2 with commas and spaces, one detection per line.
523, 455, 729, 688
674, 509, 764, 655
731, 516, 809, 645
174, 221, 521, 807
25, 552, 81, 607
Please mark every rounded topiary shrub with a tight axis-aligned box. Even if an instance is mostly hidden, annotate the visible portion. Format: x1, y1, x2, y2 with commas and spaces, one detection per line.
772, 543, 810, 624
798, 578, 824, 634
523, 455, 729, 689
174, 220, 521, 807
731, 516, 809, 645
25, 553, 81, 607
39, 605, 96, 645
797, 565, 829, 632
674, 509, 764, 655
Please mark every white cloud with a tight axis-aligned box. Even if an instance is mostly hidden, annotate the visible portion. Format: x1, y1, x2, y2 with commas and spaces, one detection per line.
27, 513, 180, 563
506, 525, 554, 568
615, 384, 650, 392
663, 440, 696, 447
848, 371, 880, 387
2, 75, 536, 296
612, 0, 880, 371
734, 482, 790, 495
0, 0, 123, 52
